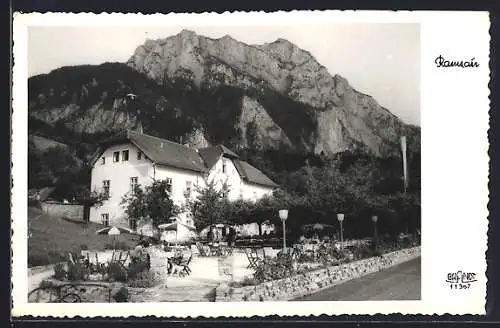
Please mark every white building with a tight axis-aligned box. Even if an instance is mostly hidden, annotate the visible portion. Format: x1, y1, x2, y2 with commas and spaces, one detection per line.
89, 129, 278, 238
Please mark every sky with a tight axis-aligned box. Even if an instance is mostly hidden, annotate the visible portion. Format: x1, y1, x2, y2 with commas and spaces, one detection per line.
28, 24, 420, 125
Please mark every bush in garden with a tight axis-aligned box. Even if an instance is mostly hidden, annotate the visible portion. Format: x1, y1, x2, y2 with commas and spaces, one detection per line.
39, 279, 57, 289
328, 246, 348, 260
128, 271, 160, 288
253, 255, 295, 283
67, 261, 88, 281
351, 244, 374, 260
53, 263, 66, 280
113, 287, 129, 302
127, 250, 151, 279
138, 239, 150, 248
204, 288, 217, 302
107, 262, 128, 282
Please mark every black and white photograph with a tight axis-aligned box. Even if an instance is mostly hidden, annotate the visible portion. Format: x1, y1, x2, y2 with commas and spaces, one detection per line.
12, 11, 489, 316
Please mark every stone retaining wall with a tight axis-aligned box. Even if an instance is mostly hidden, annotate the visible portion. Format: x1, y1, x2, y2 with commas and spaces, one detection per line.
216, 246, 421, 302
41, 201, 84, 221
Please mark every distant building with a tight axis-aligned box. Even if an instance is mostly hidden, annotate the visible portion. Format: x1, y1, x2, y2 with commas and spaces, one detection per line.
89, 129, 278, 237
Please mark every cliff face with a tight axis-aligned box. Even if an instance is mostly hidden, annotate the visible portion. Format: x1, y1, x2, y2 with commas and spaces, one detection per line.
126, 30, 417, 155
28, 29, 419, 159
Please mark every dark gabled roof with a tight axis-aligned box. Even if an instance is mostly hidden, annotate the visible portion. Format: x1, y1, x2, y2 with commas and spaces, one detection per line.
96, 130, 208, 173
233, 159, 279, 188
198, 145, 239, 169
219, 145, 239, 158
197, 146, 221, 169
94, 131, 277, 188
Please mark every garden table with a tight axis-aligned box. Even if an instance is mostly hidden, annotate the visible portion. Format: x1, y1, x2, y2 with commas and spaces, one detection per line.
208, 244, 223, 256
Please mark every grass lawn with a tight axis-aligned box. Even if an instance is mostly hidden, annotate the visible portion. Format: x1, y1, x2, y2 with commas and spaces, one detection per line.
28, 207, 141, 267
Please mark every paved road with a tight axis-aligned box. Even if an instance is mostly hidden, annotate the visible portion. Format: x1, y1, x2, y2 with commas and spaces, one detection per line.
293, 257, 421, 301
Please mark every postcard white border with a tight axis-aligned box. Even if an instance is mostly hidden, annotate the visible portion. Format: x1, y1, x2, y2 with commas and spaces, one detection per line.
12, 10, 490, 317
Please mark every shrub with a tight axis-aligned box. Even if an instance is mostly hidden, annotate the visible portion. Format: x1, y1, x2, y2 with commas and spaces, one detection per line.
138, 239, 150, 248
147, 235, 161, 245
53, 263, 66, 280
127, 250, 151, 279
205, 288, 216, 302
328, 246, 348, 260
253, 256, 295, 283
351, 244, 374, 260
107, 262, 128, 282
128, 271, 160, 288
80, 244, 89, 250
39, 279, 57, 289
67, 261, 88, 281
113, 287, 129, 303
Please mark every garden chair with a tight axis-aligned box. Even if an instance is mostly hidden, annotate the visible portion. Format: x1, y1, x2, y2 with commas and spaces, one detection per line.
178, 253, 193, 276
245, 248, 265, 269
169, 252, 183, 266
243, 248, 257, 269
195, 242, 209, 257
110, 250, 129, 267
208, 244, 223, 257
223, 245, 233, 256
117, 251, 130, 267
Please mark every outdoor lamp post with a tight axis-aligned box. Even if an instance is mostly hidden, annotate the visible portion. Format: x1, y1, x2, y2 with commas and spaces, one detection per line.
337, 213, 345, 250
371, 215, 378, 249
279, 209, 289, 251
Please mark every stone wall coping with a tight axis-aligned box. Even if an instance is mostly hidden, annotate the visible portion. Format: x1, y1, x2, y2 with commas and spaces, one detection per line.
42, 201, 82, 205
216, 246, 421, 302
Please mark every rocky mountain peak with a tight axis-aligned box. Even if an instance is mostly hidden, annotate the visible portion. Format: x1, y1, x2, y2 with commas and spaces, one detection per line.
29, 31, 419, 159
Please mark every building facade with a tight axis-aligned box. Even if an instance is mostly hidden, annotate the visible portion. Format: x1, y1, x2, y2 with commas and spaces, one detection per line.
89, 130, 278, 237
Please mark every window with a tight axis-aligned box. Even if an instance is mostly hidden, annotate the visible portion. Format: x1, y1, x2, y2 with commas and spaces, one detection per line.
129, 218, 137, 231
101, 213, 109, 226
130, 177, 138, 191
102, 180, 110, 197
185, 181, 192, 197
137, 151, 143, 160
165, 177, 172, 193
100, 157, 105, 165
122, 150, 129, 162
222, 159, 227, 173
113, 151, 119, 162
